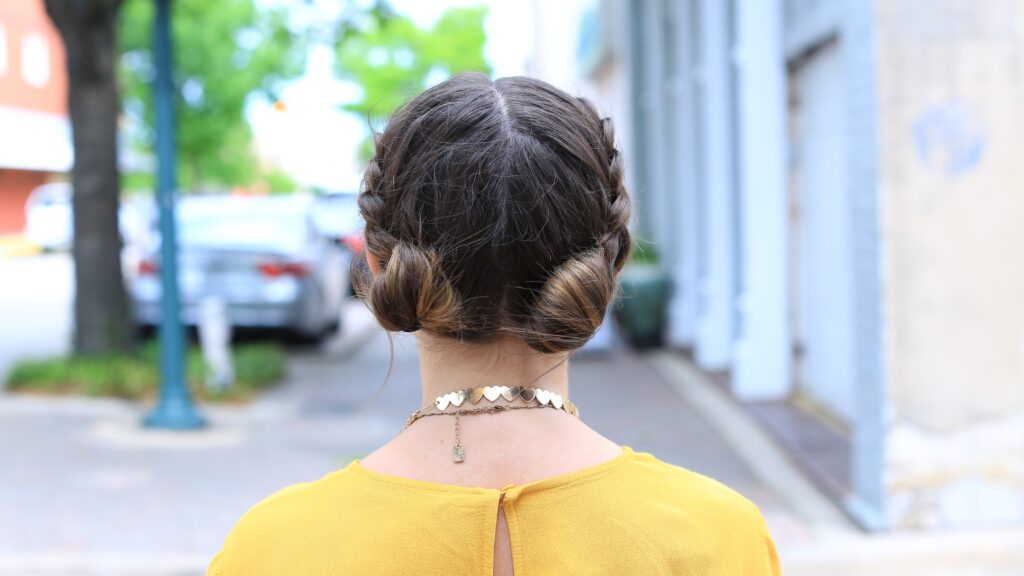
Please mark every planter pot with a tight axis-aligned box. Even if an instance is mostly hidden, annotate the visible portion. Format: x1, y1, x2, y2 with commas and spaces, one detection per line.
613, 264, 672, 349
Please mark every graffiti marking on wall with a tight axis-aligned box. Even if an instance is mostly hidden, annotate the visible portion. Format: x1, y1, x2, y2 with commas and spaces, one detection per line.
912, 100, 986, 177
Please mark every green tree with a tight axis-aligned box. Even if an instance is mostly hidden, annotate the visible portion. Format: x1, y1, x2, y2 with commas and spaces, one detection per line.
335, 6, 491, 158
119, 0, 306, 191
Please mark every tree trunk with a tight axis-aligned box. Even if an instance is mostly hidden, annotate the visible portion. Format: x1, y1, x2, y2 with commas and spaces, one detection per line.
45, 0, 134, 355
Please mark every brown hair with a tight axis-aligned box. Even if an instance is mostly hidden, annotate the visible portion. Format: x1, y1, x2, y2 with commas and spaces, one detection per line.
353, 72, 631, 353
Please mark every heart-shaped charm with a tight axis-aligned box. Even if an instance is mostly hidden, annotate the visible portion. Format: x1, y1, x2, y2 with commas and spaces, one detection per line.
550, 393, 564, 410
483, 386, 502, 402
535, 389, 551, 406
520, 387, 536, 403
450, 391, 465, 407
502, 386, 518, 401
470, 387, 485, 404
436, 396, 451, 410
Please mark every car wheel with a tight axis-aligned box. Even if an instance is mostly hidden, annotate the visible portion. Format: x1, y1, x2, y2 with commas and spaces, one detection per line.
291, 321, 331, 345
326, 316, 341, 336
135, 324, 156, 342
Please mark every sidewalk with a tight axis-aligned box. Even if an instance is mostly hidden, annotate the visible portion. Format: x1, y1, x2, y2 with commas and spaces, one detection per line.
650, 352, 1024, 576
1, 314, 1021, 575
0, 306, 381, 576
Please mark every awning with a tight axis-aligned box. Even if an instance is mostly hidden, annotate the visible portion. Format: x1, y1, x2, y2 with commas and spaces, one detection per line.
0, 105, 72, 172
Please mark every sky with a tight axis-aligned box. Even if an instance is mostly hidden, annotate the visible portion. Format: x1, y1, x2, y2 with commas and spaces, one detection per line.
249, 0, 535, 192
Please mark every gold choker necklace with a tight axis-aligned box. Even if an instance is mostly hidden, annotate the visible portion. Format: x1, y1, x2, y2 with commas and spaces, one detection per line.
401, 385, 580, 463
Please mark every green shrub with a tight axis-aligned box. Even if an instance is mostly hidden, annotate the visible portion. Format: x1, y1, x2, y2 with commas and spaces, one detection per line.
628, 237, 660, 265
5, 341, 286, 403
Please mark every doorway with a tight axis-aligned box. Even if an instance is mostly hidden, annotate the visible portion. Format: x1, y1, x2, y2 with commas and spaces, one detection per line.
789, 39, 856, 425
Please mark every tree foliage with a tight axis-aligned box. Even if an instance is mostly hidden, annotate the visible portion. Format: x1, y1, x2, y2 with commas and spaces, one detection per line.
119, 0, 306, 190
335, 6, 491, 158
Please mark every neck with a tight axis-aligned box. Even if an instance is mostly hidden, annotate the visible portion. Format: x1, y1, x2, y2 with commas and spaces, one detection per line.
415, 334, 570, 408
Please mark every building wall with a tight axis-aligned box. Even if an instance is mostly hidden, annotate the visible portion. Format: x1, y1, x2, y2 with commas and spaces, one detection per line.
601, 0, 1024, 531
0, 0, 68, 234
526, 0, 634, 186
0, 168, 46, 234
0, 1, 66, 115
783, 0, 887, 530
878, 0, 1024, 528
577, 0, 634, 191
623, 0, 792, 392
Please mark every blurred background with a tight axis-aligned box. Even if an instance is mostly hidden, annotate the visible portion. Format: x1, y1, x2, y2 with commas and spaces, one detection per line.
1, 0, 1022, 574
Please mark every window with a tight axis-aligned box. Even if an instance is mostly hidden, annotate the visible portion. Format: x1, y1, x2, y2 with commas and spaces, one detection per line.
0, 25, 8, 78
22, 33, 50, 88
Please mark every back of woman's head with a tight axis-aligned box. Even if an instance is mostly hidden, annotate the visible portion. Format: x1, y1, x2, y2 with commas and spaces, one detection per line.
354, 72, 632, 353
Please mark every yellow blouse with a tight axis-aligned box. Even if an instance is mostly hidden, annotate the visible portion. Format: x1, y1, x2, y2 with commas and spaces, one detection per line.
208, 445, 781, 575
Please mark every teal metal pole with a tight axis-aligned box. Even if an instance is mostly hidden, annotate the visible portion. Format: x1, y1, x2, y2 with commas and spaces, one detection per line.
144, 0, 204, 429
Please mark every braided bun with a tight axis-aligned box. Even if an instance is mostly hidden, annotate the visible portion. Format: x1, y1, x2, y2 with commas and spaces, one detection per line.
358, 242, 463, 334
521, 249, 616, 353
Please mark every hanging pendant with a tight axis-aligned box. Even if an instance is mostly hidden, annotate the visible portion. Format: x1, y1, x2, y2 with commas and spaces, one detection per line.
452, 413, 465, 463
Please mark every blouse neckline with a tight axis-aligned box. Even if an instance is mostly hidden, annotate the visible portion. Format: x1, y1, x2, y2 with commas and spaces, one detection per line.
346, 445, 636, 496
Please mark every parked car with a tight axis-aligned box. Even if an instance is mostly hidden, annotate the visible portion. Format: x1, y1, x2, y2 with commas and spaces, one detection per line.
129, 194, 348, 341
24, 183, 72, 250
310, 191, 365, 294
24, 182, 156, 251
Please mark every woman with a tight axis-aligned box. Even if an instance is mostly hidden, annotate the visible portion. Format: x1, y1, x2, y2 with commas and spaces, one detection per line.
209, 72, 781, 575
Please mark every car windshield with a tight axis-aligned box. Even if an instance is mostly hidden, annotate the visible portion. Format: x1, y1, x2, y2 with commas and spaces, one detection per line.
311, 194, 362, 237
30, 185, 71, 206
179, 213, 308, 253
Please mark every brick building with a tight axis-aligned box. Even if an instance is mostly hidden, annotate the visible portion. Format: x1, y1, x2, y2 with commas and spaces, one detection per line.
0, 0, 70, 236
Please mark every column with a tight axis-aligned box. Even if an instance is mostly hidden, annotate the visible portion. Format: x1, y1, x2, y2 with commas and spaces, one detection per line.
694, 0, 735, 370
731, 0, 791, 399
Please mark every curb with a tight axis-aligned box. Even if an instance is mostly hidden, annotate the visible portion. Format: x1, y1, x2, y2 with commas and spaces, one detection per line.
0, 235, 41, 259
243, 303, 379, 419
0, 303, 380, 423
647, 351, 853, 533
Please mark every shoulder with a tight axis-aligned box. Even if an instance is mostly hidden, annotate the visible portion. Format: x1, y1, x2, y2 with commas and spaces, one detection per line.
616, 451, 781, 574
232, 469, 350, 529
207, 468, 357, 576
626, 451, 764, 516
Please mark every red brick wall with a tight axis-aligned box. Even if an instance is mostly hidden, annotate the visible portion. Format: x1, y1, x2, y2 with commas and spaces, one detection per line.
0, 169, 46, 234
0, 1, 67, 115
0, 1, 69, 235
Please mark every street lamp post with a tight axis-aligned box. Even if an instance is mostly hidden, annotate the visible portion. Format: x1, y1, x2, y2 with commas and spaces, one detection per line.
144, 0, 204, 429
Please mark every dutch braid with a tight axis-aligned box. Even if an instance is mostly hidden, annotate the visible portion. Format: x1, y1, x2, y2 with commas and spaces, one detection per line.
355, 136, 466, 334
519, 100, 632, 353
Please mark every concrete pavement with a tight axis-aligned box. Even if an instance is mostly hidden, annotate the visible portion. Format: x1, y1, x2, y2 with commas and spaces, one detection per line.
0, 253, 73, 383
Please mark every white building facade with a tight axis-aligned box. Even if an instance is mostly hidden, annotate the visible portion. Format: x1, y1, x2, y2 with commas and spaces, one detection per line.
531, 0, 1024, 533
